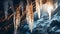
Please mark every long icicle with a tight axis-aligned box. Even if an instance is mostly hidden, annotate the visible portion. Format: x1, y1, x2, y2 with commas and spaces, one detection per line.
26, 0, 34, 32
14, 6, 20, 34
35, 0, 41, 19
47, 0, 53, 20
29, 2, 34, 32
13, 12, 16, 34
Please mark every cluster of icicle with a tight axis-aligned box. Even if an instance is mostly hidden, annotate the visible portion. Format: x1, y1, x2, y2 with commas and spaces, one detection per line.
4, 0, 58, 34
35, 0, 58, 20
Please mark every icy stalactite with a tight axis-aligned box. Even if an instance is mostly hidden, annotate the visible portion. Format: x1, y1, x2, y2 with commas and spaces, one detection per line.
53, 0, 58, 11
26, 0, 34, 32
13, 12, 16, 34
49, 11, 51, 20
35, 0, 41, 19
29, 3, 34, 32
34, 0, 58, 20
13, 6, 20, 34
47, 0, 53, 20
55, 2, 58, 9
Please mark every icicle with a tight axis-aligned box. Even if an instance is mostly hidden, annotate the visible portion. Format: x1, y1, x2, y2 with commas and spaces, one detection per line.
46, 0, 53, 20
13, 6, 20, 34
48, 10, 51, 20
47, 2, 52, 20
29, 3, 34, 32
35, 0, 41, 19
26, 0, 34, 32
13, 12, 16, 34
